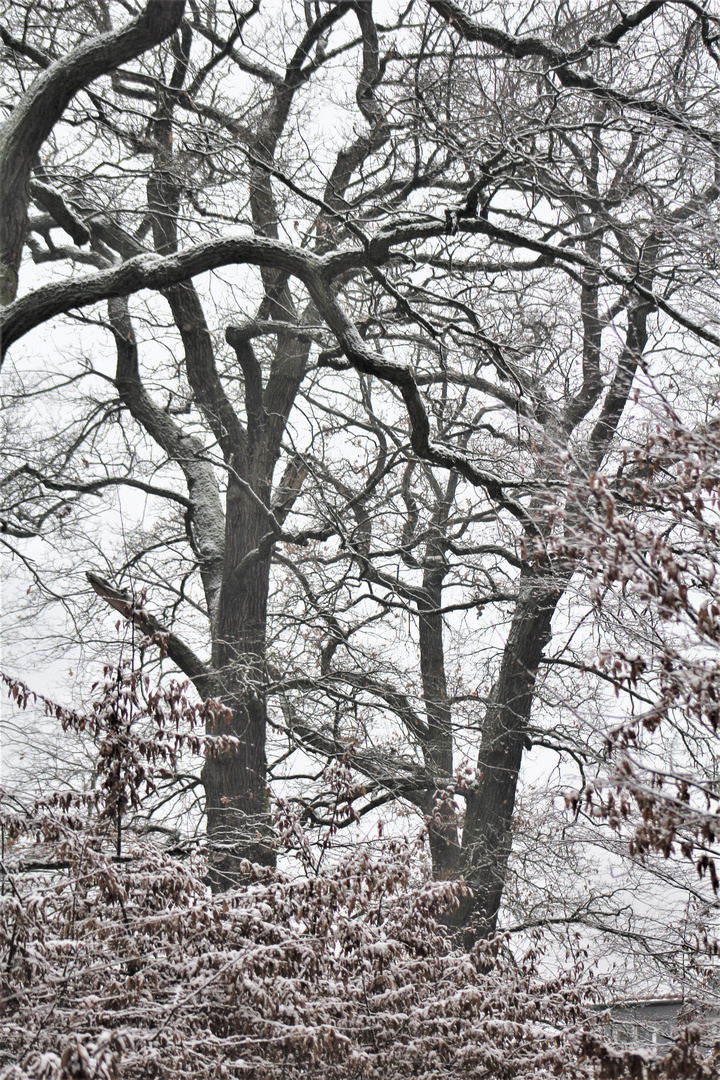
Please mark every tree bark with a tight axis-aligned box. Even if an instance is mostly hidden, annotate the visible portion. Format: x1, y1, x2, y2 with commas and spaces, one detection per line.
418, 565, 462, 880
203, 479, 275, 888
456, 571, 563, 940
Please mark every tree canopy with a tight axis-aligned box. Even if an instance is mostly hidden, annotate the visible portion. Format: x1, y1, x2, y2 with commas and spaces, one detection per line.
3, 0, 720, 1071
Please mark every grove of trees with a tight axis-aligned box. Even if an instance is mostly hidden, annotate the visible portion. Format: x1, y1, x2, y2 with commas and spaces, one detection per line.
3, 0, 720, 1073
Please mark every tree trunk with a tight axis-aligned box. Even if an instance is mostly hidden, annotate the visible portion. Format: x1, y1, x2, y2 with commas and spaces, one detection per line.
202, 477, 275, 889
456, 569, 562, 940
418, 567, 461, 880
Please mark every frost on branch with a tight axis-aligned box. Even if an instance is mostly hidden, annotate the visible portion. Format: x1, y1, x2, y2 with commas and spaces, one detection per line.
554, 412, 720, 892
0, 669, 590, 1078
1, 669, 715, 1080
0, 834, 593, 1077
2, 1033, 123, 1080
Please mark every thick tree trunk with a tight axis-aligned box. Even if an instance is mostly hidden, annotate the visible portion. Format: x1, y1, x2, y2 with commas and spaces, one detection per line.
202, 478, 275, 889
455, 570, 563, 941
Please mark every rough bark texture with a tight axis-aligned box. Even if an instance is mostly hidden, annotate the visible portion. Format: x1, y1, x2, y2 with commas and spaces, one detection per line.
203, 483, 275, 888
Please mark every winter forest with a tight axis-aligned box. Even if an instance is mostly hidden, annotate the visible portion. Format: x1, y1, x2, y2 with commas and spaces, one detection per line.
2, 0, 720, 1074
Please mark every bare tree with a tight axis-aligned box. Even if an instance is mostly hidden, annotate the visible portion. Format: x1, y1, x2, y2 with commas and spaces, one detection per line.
3, 0, 720, 953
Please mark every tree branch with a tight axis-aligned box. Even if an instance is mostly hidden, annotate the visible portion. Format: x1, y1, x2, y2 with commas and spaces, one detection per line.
0, 0, 185, 304
86, 571, 215, 697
